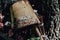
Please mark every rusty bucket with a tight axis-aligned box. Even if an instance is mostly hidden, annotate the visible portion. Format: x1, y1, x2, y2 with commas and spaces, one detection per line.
10, 0, 40, 28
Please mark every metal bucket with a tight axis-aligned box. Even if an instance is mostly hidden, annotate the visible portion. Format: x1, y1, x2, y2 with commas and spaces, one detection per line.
10, 0, 40, 28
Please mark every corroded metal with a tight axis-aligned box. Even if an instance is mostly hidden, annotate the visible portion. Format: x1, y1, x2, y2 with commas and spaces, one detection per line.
10, 0, 40, 28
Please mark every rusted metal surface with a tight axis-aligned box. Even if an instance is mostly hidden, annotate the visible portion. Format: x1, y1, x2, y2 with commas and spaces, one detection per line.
10, 0, 40, 28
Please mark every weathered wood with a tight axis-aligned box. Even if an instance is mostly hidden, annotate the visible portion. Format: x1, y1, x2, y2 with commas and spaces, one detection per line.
35, 27, 44, 40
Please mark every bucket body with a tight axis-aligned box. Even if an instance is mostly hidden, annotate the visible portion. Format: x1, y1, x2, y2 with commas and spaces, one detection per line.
10, 0, 40, 28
